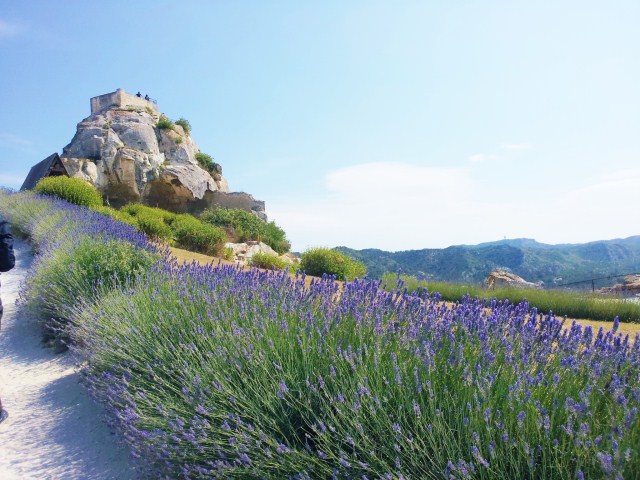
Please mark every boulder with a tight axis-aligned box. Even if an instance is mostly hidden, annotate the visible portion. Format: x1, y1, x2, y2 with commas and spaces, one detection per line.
598, 274, 640, 297
225, 242, 298, 265
485, 270, 543, 289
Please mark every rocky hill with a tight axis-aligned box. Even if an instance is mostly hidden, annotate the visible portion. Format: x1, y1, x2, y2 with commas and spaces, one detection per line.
337, 236, 640, 288
59, 89, 266, 219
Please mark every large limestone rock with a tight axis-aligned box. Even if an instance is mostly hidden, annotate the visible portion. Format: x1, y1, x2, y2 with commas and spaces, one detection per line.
485, 270, 543, 289
598, 275, 640, 297
60, 89, 265, 219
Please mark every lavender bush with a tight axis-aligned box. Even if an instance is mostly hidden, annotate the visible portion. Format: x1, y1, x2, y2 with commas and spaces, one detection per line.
73, 266, 640, 478
0, 190, 160, 328
2, 189, 639, 478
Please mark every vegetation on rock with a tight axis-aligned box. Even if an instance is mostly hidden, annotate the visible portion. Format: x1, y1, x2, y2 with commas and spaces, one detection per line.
195, 152, 222, 175
174, 117, 191, 135
156, 115, 174, 130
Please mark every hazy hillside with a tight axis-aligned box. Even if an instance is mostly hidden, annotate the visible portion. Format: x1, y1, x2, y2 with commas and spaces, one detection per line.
337, 236, 640, 288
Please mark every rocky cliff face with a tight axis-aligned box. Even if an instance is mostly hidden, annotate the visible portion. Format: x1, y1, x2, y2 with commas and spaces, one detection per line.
60, 90, 266, 219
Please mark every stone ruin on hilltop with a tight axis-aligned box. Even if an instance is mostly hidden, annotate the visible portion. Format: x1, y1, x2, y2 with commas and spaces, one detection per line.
21, 88, 267, 220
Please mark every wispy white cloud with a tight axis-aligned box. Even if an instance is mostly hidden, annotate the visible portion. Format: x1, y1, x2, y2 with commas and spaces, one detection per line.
0, 173, 25, 187
270, 162, 490, 250
0, 132, 33, 150
500, 143, 531, 151
269, 163, 640, 252
467, 143, 530, 163
0, 19, 25, 38
467, 153, 497, 163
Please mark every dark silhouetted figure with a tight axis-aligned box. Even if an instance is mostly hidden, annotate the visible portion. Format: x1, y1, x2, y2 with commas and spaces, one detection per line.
144, 94, 150, 101
0, 213, 15, 423
136, 91, 142, 98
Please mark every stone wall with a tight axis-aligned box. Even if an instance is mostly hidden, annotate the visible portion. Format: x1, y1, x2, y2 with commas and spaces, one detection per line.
183, 191, 267, 221
90, 88, 160, 115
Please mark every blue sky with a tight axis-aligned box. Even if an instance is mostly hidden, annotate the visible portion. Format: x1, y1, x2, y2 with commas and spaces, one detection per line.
1, 1, 638, 251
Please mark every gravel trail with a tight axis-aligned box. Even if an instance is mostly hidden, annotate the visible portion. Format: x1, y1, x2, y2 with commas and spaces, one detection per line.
0, 239, 137, 480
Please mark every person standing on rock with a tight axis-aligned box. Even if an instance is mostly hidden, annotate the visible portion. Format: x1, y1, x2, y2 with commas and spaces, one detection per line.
0, 213, 15, 423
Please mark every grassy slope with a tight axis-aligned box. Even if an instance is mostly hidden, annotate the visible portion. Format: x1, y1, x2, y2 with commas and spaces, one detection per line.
169, 247, 640, 339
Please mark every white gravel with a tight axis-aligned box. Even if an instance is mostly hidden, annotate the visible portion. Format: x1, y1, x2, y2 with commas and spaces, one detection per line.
0, 240, 137, 479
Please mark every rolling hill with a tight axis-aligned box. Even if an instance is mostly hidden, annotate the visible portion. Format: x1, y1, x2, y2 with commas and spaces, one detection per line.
337, 236, 640, 288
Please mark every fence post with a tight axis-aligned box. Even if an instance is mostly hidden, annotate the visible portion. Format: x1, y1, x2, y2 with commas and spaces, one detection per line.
592, 279, 595, 292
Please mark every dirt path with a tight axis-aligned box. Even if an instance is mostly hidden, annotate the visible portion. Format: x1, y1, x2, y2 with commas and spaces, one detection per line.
0, 240, 136, 480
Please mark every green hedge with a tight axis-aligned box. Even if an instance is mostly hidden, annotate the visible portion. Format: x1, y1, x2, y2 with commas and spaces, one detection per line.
300, 247, 366, 281
172, 214, 226, 256
250, 252, 289, 270
34, 176, 103, 208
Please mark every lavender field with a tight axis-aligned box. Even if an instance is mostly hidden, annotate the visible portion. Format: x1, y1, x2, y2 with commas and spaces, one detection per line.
1, 189, 639, 479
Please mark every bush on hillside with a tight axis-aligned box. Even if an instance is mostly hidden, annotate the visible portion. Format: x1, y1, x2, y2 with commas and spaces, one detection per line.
135, 213, 174, 241
200, 207, 290, 254
26, 238, 158, 326
34, 176, 103, 208
92, 205, 138, 227
174, 118, 191, 135
250, 252, 289, 270
300, 247, 366, 281
195, 152, 222, 174
172, 214, 226, 256
120, 204, 177, 240
121, 204, 177, 224
156, 116, 174, 130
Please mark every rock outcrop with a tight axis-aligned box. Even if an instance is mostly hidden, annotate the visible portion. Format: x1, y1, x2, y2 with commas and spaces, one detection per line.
598, 275, 640, 297
59, 89, 267, 219
484, 270, 543, 289
225, 241, 299, 265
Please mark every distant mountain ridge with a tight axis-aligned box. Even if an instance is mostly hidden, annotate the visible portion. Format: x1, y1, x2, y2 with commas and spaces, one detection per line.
336, 236, 640, 288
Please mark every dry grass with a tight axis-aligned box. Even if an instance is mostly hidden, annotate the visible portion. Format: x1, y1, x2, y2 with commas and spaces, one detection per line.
168, 246, 317, 288
167, 247, 640, 339
168, 246, 237, 268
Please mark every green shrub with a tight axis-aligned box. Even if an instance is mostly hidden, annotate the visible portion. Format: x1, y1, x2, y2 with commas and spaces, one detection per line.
172, 214, 226, 256
250, 252, 288, 270
200, 207, 234, 227
195, 152, 221, 174
156, 116, 174, 130
222, 246, 234, 261
174, 136, 183, 145
92, 205, 138, 226
174, 118, 191, 135
300, 247, 367, 281
34, 176, 103, 208
262, 221, 291, 254
121, 203, 177, 224
135, 212, 173, 241
25, 237, 158, 324
0, 190, 53, 239
200, 208, 290, 253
